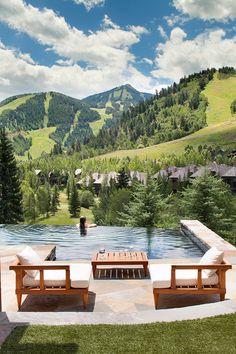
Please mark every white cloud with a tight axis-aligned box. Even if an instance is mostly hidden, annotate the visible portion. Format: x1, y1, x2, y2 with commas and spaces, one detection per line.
164, 13, 189, 27
157, 25, 167, 39
141, 58, 153, 65
102, 14, 120, 29
56, 59, 74, 66
173, 0, 236, 21
74, 0, 105, 11
0, 0, 144, 69
0, 43, 157, 101
128, 25, 149, 35
0, 1, 158, 100
152, 27, 236, 81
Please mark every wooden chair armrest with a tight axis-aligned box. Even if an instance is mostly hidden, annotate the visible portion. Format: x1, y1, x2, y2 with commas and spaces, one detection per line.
171, 264, 232, 270
10, 264, 71, 290
10, 264, 70, 271
170, 263, 231, 289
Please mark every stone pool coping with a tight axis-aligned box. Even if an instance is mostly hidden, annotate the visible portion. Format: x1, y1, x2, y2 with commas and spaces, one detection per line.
181, 220, 236, 264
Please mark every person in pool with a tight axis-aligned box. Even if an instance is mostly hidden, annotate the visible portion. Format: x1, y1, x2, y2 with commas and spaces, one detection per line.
77, 216, 97, 229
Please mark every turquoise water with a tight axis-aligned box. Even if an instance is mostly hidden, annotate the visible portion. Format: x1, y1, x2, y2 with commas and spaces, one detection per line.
0, 225, 203, 260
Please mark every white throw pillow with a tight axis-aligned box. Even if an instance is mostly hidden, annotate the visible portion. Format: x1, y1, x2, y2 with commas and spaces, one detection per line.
16, 245, 42, 278
199, 246, 224, 277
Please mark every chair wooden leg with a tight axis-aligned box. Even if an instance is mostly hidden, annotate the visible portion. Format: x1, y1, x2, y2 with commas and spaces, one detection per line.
17, 293, 22, 310
153, 291, 159, 309
82, 290, 89, 309
220, 293, 225, 301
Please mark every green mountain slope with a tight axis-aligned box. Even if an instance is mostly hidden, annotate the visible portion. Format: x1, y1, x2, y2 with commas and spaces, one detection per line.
95, 72, 236, 160
0, 91, 99, 158
83, 84, 152, 135
0, 84, 151, 158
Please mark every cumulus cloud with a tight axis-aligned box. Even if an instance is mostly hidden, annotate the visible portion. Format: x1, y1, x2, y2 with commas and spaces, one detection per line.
173, 0, 236, 21
0, 43, 156, 101
152, 27, 236, 81
157, 25, 167, 39
74, 0, 105, 11
0, 0, 144, 69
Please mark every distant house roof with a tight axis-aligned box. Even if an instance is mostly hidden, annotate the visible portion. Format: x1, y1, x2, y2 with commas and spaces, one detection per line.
169, 167, 189, 181
130, 171, 147, 185
221, 166, 236, 178
35, 169, 42, 176
153, 169, 168, 179
190, 166, 209, 178
75, 168, 82, 176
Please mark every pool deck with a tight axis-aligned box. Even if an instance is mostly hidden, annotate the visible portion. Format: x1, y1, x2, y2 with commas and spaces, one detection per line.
1, 231, 236, 346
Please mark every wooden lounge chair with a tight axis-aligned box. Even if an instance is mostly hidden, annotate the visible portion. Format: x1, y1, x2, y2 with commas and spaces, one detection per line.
149, 247, 232, 309
10, 246, 92, 310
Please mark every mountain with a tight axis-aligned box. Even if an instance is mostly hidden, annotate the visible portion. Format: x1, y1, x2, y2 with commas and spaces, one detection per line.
0, 84, 151, 158
94, 68, 236, 160
82, 84, 152, 135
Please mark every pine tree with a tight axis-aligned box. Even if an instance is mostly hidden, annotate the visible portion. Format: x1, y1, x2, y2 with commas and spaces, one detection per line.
51, 185, 60, 215
119, 178, 165, 227
23, 189, 37, 221
36, 185, 51, 217
68, 178, 80, 217
0, 128, 23, 223
117, 167, 130, 189
181, 175, 234, 232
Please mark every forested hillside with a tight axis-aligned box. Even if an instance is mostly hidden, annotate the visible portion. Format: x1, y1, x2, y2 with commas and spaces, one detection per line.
0, 85, 151, 158
91, 69, 216, 151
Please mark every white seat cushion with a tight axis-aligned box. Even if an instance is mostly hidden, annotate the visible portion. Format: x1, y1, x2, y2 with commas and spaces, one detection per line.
23, 263, 92, 289
199, 247, 224, 277
149, 264, 219, 289
16, 246, 42, 278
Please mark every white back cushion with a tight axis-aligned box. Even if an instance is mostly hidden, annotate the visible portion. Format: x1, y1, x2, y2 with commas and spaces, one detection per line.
200, 247, 224, 277
16, 246, 42, 278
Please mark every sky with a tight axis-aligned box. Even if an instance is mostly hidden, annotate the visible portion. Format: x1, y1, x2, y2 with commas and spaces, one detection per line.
0, 0, 236, 100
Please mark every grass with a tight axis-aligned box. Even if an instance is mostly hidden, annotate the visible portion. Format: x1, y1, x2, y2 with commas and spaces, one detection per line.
1, 313, 236, 353
0, 94, 34, 115
203, 74, 236, 124
23, 127, 56, 159
33, 192, 94, 225
94, 74, 236, 160
89, 107, 112, 136
43, 92, 52, 128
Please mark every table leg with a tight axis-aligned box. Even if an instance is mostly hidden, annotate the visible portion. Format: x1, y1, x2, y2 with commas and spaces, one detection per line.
143, 264, 148, 277
92, 264, 97, 278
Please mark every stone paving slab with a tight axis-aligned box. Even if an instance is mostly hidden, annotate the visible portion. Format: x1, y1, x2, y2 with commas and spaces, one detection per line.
1, 300, 236, 327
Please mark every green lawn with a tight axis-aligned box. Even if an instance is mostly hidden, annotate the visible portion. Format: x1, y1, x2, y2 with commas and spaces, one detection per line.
0, 94, 34, 115
94, 75, 236, 161
34, 192, 94, 225
1, 313, 236, 353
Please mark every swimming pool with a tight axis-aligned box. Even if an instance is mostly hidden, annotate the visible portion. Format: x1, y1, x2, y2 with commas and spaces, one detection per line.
0, 225, 203, 260
0, 225, 202, 260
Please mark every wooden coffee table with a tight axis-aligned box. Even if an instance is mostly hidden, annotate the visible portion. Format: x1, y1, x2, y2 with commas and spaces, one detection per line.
91, 251, 148, 278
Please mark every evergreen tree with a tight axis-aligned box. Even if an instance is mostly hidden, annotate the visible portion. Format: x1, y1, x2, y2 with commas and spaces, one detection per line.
0, 128, 23, 223
119, 178, 166, 227
117, 167, 130, 189
68, 178, 80, 217
36, 185, 51, 217
23, 189, 37, 221
181, 176, 234, 232
50, 185, 60, 215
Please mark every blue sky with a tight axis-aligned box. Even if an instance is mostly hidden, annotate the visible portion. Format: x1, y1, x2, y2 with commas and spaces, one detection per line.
0, 0, 235, 100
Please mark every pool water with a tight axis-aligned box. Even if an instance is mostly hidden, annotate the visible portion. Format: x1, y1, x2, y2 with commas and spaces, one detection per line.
0, 225, 203, 260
